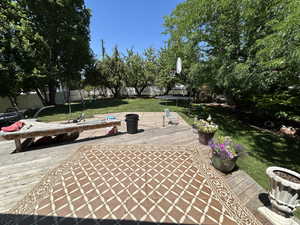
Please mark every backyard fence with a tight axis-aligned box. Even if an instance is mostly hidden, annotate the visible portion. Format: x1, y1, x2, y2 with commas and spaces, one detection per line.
0, 86, 187, 112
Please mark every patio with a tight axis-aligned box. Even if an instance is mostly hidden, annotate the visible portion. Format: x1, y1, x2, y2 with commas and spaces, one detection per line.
0, 112, 269, 224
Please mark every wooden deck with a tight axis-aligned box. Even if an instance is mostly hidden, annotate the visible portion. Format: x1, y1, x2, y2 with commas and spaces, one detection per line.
0, 112, 203, 212
0, 112, 277, 224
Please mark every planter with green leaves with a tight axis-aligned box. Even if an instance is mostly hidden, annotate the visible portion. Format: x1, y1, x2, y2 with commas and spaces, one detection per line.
209, 136, 244, 173
194, 117, 218, 145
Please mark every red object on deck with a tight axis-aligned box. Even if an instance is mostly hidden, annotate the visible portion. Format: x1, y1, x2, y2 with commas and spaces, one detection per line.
1, 121, 25, 132
106, 126, 118, 135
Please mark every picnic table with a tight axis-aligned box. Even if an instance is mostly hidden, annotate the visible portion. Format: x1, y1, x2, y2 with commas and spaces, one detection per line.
0, 119, 121, 152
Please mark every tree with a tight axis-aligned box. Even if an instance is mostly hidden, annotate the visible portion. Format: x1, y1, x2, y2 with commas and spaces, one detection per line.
98, 47, 126, 98
156, 46, 178, 95
255, 0, 300, 91
124, 48, 157, 96
124, 49, 146, 96
163, 0, 299, 105
143, 47, 158, 93
0, 0, 43, 107
22, 0, 92, 105
84, 58, 108, 98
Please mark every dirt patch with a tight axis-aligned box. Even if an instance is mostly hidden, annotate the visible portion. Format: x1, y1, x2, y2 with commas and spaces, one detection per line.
275, 170, 300, 184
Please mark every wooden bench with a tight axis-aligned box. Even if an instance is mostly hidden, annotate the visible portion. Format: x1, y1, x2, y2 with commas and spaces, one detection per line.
0, 119, 121, 152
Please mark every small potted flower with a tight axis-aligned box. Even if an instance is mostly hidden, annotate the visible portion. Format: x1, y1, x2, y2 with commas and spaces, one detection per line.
194, 115, 218, 145
209, 136, 244, 173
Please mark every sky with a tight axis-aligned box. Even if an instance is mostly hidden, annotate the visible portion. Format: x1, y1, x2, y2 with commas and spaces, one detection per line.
85, 0, 183, 58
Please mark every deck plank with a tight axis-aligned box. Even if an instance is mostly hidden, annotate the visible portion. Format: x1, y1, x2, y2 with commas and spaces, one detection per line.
0, 112, 272, 225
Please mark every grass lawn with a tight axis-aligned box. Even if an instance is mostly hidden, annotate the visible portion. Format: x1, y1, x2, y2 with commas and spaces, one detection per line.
187, 105, 300, 218
37, 98, 188, 122
37, 98, 300, 217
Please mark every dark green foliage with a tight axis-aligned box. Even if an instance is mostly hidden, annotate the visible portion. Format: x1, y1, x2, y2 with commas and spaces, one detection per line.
0, 0, 92, 106
164, 0, 300, 109
155, 40, 201, 95
23, 0, 92, 105
156, 46, 178, 95
125, 48, 157, 96
0, 0, 42, 107
96, 47, 126, 98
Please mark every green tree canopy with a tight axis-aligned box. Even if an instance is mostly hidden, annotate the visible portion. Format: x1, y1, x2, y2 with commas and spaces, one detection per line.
0, 0, 46, 107
124, 47, 157, 96
156, 45, 182, 95
20, 0, 92, 104
97, 47, 126, 98
164, 0, 300, 104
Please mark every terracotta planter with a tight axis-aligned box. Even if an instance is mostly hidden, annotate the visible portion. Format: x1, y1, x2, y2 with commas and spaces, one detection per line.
266, 166, 300, 217
198, 131, 215, 145
211, 155, 237, 173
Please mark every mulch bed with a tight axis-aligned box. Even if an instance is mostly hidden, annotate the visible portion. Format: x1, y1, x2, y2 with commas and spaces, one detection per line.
275, 171, 300, 184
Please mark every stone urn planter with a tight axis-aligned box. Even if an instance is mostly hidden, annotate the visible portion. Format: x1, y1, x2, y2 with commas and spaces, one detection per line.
266, 166, 300, 217
211, 155, 237, 173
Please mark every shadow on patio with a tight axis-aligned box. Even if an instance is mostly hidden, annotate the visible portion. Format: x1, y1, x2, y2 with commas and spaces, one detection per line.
0, 213, 196, 225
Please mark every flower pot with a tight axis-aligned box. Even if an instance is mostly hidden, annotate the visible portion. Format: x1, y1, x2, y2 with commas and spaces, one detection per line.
266, 166, 300, 217
198, 131, 215, 145
211, 154, 237, 173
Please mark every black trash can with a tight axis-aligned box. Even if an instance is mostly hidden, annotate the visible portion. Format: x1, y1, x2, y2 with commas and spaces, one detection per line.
125, 114, 139, 134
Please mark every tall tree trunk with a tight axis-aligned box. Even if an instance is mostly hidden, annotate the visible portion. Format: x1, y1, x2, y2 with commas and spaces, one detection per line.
109, 87, 121, 98
135, 85, 147, 97
35, 88, 48, 106
8, 95, 19, 110
135, 87, 142, 97
93, 87, 97, 99
98, 87, 107, 97
48, 80, 57, 105
164, 87, 171, 95
114, 87, 121, 98
114, 88, 120, 98
79, 89, 85, 106
41, 87, 49, 104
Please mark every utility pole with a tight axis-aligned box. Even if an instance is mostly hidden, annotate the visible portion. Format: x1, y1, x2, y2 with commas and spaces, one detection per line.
101, 39, 105, 60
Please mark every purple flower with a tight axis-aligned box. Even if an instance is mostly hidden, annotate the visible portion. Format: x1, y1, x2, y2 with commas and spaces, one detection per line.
220, 144, 225, 151
226, 151, 234, 159
235, 144, 244, 153
208, 140, 216, 150
224, 141, 231, 146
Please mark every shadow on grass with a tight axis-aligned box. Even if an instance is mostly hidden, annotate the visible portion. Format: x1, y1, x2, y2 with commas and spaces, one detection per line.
37, 98, 128, 118
158, 100, 191, 108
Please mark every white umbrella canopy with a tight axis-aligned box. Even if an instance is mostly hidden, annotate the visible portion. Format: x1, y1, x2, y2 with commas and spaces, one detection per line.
176, 57, 182, 74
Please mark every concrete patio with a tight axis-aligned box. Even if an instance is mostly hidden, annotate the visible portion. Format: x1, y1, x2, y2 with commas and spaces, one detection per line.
0, 112, 272, 224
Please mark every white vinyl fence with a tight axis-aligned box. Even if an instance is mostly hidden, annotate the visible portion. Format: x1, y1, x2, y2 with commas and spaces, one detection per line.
0, 86, 187, 112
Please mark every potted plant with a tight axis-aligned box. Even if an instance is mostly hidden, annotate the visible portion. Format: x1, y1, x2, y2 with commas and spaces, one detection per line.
209, 136, 244, 173
194, 115, 218, 145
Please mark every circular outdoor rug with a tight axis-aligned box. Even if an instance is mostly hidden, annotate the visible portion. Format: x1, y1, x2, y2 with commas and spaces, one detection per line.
2, 144, 262, 225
